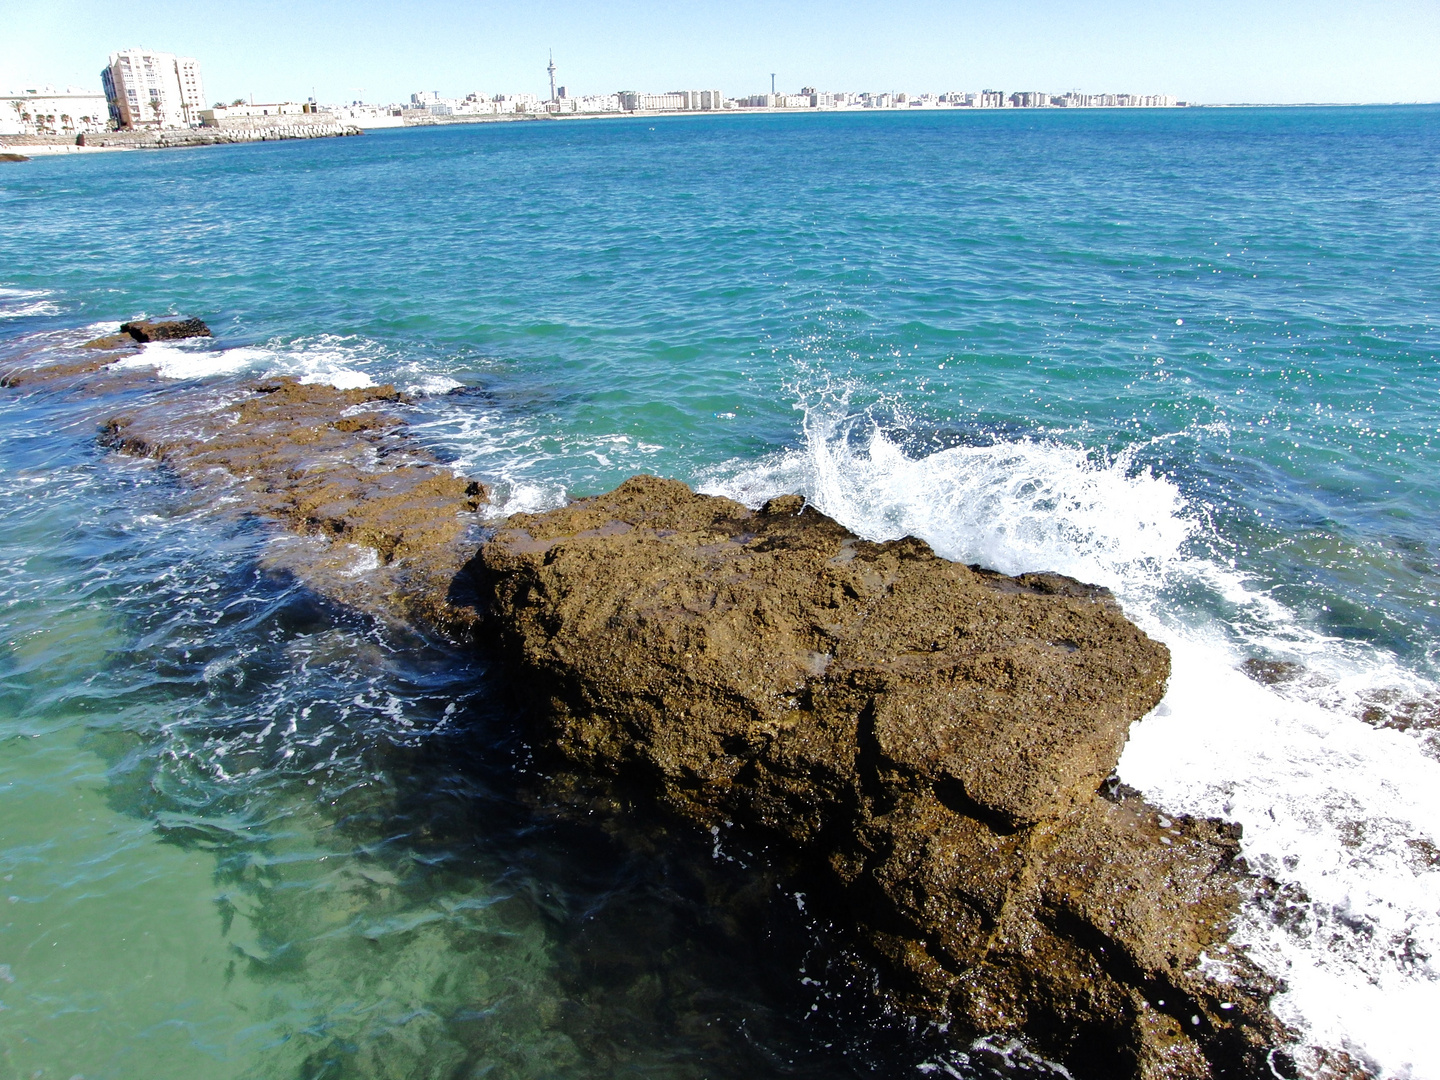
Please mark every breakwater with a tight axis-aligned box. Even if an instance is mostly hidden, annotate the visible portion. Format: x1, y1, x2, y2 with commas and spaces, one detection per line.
82, 123, 362, 147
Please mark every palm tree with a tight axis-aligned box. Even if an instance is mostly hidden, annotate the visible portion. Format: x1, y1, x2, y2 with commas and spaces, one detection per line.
60, 113, 72, 131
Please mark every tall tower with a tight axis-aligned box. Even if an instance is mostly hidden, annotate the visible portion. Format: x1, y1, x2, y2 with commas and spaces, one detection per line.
548, 52, 557, 102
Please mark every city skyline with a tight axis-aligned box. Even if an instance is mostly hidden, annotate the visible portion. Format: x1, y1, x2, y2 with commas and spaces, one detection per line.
2, 0, 1437, 109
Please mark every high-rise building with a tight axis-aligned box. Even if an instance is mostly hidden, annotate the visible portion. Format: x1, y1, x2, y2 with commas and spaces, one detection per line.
101, 49, 205, 129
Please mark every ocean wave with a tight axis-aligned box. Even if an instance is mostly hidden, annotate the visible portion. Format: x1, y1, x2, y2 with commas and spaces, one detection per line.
0, 287, 62, 319
700, 391, 1440, 1080
102, 333, 481, 395
110, 334, 383, 388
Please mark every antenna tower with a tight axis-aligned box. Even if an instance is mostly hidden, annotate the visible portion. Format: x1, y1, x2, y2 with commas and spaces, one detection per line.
548, 52, 558, 103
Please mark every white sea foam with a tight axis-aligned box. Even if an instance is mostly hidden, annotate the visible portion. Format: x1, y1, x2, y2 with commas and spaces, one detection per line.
700, 393, 1440, 1080
110, 336, 377, 389
113, 342, 258, 380
402, 374, 463, 396
0, 287, 61, 319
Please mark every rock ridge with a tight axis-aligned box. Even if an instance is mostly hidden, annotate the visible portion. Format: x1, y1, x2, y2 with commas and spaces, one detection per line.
102, 376, 489, 637
478, 475, 1283, 1079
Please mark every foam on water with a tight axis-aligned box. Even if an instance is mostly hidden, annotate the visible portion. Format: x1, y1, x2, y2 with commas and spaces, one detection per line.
109, 334, 378, 388
0, 287, 61, 319
701, 394, 1440, 1080
112, 341, 259, 380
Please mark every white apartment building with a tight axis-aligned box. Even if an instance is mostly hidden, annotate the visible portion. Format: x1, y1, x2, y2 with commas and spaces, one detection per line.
674, 90, 723, 111
1, 87, 110, 135
618, 91, 686, 112
101, 49, 205, 129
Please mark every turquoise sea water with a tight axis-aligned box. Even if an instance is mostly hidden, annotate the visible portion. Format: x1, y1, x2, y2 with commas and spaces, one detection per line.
1, 106, 1438, 1078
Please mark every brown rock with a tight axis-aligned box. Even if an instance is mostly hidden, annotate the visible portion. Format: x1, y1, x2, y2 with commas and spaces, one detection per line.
477, 475, 1283, 1079
120, 317, 212, 342
0, 333, 141, 388
103, 377, 489, 637
0, 354, 128, 387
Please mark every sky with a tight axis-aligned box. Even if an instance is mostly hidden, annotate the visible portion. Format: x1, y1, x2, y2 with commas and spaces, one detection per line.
1, 0, 1437, 107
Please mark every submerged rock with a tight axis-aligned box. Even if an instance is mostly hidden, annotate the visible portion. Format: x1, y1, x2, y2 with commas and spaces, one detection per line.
103, 377, 488, 636
119, 317, 212, 342
478, 476, 1282, 1079
1, 319, 209, 388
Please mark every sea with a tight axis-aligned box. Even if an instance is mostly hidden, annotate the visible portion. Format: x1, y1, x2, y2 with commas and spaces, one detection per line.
1, 105, 1437, 1079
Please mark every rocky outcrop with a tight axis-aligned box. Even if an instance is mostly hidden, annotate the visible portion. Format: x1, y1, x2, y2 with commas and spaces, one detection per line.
103, 377, 489, 636
119, 317, 212, 342
478, 476, 1282, 1079
1, 331, 1289, 1073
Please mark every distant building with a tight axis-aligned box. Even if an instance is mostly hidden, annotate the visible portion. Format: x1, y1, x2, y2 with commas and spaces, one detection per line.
674, 90, 723, 110
620, 91, 685, 111
1, 87, 110, 135
330, 103, 406, 129
197, 102, 334, 129
101, 49, 205, 129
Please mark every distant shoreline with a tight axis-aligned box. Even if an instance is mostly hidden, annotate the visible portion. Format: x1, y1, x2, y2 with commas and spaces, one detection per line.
4, 100, 1433, 159
387, 98, 1437, 129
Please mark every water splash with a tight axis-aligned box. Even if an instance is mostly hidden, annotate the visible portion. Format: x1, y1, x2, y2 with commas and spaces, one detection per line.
702, 389, 1440, 1080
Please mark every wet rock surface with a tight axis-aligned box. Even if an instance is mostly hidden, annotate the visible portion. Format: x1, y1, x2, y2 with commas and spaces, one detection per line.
103, 377, 489, 637
478, 476, 1284, 1079
0, 332, 142, 388
119, 317, 212, 342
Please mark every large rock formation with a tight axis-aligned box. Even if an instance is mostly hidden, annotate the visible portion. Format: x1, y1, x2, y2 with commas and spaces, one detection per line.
478, 476, 1282, 1079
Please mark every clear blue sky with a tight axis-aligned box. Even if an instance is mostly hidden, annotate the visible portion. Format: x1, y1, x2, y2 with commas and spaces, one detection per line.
2, 0, 1437, 106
